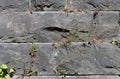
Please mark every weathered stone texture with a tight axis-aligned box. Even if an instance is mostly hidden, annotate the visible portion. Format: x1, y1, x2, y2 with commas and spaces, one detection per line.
0, 0, 28, 12
31, 0, 65, 11
0, 11, 119, 43
96, 11, 120, 40
0, 12, 93, 42
31, 0, 120, 11
0, 0, 119, 12
1, 43, 120, 75
71, 0, 120, 10
12, 76, 120, 79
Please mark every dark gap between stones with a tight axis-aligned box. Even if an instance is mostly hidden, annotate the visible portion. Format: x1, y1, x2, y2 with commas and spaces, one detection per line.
43, 27, 70, 32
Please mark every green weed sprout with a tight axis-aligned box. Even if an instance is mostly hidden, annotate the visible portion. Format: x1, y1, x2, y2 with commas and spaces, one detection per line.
0, 64, 15, 79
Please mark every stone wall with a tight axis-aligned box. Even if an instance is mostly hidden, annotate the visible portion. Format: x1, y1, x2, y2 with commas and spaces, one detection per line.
0, 0, 120, 79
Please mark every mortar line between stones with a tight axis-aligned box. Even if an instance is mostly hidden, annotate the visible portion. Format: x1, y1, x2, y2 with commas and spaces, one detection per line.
14, 73, 120, 76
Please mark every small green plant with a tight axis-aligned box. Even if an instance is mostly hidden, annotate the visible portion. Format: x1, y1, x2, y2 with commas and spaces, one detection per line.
24, 43, 38, 76
111, 39, 117, 44
60, 70, 67, 79
73, 71, 79, 75
60, 70, 67, 76
12, 43, 38, 77
0, 64, 15, 79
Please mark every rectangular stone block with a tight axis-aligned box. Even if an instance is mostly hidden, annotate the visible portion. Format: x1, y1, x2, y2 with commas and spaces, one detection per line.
0, 43, 120, 75
95, 11, 120, 40
0, 0, 119, 12
0, 0, 29, 12
0, 11, 119, 43
31, 0, 120, 11
0, 11, 93, 43
71, 0, 120, 11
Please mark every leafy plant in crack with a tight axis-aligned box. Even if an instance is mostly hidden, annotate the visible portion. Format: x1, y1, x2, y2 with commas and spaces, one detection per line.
110, 39, 117, 44
60, 70, 67, 79
0, 64, 15, 79
12, 43, 38, 78
25, 43, 38, 76
73, 70, 79, 75
52, 23, 82, 46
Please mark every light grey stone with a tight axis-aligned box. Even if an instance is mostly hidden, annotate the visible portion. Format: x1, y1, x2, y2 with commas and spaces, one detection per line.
72, 0, 120, 10
96, 11, 120, 40
10, 76, 120, 79
64, 76, 120, 79
0, 0, 28, 12
23, 76, 62, 79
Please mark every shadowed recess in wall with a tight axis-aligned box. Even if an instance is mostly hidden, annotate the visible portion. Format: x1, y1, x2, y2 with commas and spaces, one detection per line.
42, 27, 70, 32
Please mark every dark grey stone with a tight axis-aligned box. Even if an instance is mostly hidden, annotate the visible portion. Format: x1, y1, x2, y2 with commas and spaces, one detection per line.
31, 0, 65, 11
0, 43, 120, 75
72, 0, 120, 10
31, 0, 120, 11
96, 11, 120, 40
0, 11, 119, 43
0, 12, 93, 42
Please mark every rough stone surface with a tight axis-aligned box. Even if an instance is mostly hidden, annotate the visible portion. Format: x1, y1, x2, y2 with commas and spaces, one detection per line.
71, 0, 120, 11
0, 0, 120, 79
0, 43, 120, 75
0, 11, 93, 42
96, 11, 120, 40
0, 0, 119, 12
31, 0, 120, 11
0, 0, 28, 12
63, 76, 120, 79
11, 76, 120, 79
0, 11, 119, 43
31, 0, 65, 11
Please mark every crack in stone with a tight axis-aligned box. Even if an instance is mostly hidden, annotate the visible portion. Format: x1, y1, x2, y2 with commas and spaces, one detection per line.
86, 2, 97, 8
118, 12, 120, 27
43, 27, 70, 33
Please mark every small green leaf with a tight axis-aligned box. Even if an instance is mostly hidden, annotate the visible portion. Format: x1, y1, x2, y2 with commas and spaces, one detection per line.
0, 71, 3, 77
60, 70, 67, 75
0, 69, 2, 73
9, 68, 15, 73
0, 64, 8, 70
111, 39, 116, 44
5, 74, 10, 79
0, 78, 3, 79
74, 71, 79, 75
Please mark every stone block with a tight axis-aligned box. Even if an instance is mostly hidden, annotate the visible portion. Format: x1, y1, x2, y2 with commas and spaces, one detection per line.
0, 0, 28, 12
0, 43, 120, 75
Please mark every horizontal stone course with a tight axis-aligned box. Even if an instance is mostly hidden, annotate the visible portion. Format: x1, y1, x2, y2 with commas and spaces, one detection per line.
0, 43, 120, 75
0, 11, 119, 43
31, 0, 120, 11
0, 0, 119, 12
11, 76, 120, 79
